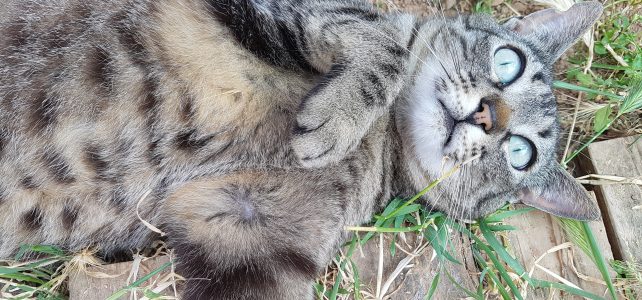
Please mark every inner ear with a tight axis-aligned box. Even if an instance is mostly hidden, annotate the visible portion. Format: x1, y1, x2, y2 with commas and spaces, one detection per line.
518, 167, 601, 221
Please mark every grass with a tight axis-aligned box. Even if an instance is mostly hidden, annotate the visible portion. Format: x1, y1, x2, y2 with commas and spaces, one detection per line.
0, 245, 179, 300
1, 0, 641, 299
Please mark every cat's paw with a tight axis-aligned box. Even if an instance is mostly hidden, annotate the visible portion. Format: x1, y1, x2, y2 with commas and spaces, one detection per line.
291, 90, 371, 168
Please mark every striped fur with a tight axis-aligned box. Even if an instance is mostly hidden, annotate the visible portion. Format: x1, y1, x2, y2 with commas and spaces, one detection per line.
0, 0, 602, 298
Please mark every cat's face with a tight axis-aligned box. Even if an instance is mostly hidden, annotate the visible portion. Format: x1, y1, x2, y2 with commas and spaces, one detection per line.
399, 3, 603, 221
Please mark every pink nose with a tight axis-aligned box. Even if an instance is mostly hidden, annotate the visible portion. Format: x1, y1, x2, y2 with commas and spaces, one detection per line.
473, 103, 493, 131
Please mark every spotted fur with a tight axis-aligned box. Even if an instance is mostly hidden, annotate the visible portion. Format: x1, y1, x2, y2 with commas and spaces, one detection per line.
0, 0, 602, 298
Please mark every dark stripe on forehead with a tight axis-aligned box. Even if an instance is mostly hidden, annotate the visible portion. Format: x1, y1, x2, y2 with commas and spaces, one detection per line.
539, 92, 556, 108
538, 129, 552, 138
464, 15, 547, 64
468, 71, 478, 88
531, 72, 546, 84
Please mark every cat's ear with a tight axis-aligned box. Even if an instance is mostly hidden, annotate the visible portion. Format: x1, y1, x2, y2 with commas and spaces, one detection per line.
504, 2, 603, 62
518, 166, 601, 221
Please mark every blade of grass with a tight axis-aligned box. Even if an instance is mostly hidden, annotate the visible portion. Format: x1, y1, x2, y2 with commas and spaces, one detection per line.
530, 278, 603, 300
329, 236, 357, 300
349, 258, 361, 300
106, 261, 172, 300
484, 207, 535, 223
582, 221, 618, 299
554, 80, 623, 100
452, 222, 523, 300
444, 267, 484, 300
14, 245, 65, 260
479, 220, 526, 277
424, 271, 440, 300
471, 250, 512, 300
619, 79, 642, 114
557, 218, 592, 262
0, 273, 48, 285
424, 225, 460, 264
485, 224, 517, 231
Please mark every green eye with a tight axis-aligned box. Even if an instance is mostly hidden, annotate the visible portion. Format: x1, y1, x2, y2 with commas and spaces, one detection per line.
508, 135, 534, 170
494, 48, 522, 84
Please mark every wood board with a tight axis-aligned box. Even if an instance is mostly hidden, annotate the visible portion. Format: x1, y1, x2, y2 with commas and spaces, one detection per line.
580, 135, 642, 264
68, 256, 176, 300
505, 199, 615, 299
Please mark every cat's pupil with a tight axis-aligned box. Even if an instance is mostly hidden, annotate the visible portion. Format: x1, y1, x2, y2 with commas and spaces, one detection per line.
508, 135, 534, 170
493, 48, 522, 84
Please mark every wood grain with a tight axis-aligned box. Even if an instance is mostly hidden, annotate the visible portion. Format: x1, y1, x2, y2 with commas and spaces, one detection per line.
582, 135, 642, 264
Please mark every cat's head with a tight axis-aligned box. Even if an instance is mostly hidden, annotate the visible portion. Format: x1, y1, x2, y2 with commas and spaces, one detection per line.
397, 2, 603, 221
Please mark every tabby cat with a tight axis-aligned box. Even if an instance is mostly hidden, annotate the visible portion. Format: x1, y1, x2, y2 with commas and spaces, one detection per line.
0, 0, 602, 299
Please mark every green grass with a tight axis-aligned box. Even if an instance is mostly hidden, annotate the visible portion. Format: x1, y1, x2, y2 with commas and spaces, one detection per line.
0, 245, 70, 299
329, 192, 619, 299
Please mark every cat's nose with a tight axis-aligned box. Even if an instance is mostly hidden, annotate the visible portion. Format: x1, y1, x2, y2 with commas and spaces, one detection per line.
472, 103, 494, 131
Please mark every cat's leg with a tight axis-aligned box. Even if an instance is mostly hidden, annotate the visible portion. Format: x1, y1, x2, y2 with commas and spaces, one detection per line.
208, 0, 417, 167
161, 171, 346, 300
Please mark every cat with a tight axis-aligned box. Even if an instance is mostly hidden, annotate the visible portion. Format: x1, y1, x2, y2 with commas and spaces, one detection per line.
0, 0, 602, 299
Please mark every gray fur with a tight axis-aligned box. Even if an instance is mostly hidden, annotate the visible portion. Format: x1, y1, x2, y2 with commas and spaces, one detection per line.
0, 0, 602, 298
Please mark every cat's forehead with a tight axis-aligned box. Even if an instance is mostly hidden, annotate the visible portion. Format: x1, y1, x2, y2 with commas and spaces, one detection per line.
465, 15, 547, 61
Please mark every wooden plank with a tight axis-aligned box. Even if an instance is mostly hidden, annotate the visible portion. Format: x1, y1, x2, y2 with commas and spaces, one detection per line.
560, 216, 615, 298
68, 256, 175, 300
582, 135, 642, 264
506, 196, 615, 299
506, 207, 565, 299
350, 231, 478, 299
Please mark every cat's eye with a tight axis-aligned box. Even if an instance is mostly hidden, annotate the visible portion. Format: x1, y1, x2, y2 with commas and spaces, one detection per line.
508, 135, 534, 170
494, 48, 523, 85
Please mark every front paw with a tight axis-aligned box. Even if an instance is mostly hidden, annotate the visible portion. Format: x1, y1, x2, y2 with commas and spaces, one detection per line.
292, 91, 371, 168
